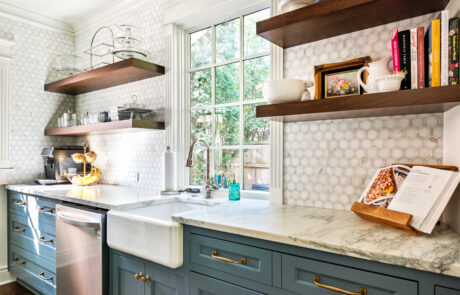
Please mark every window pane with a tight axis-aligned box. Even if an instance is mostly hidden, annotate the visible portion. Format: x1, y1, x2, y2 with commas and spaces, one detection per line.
216, 62, 240, 104
191, 109, 212, 145
189, 149, 206, 185
214, 149, 240, 185
215, 106, 240, 146
216, 18, 240, 63
244, 9, 270, 56
191, 28, 212, 68
191, 69, 212, 107
244, 56, 269, 101
244, 149, 270, 191
244, 103, 270, 145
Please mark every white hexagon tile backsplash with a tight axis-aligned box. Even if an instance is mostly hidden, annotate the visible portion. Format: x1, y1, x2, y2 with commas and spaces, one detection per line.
282, 12, 443, 208
1, 15, 80, 184
73, 0, 166, 190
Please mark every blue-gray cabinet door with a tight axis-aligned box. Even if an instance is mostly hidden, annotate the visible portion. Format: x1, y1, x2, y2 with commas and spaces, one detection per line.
436, 286, 460, 295
282, 254, 418, 295
111, 253, 144, 295
190, 272, 264, 295
143, 265, 185, 295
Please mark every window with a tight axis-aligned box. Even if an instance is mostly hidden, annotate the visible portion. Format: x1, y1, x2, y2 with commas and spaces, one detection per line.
188, 9, 271, 194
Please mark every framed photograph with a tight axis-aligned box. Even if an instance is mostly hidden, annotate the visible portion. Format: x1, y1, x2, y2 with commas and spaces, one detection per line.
314, 56, 371, 99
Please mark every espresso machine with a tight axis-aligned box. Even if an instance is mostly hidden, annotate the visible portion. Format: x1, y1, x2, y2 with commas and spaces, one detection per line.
35, 146, 86, 185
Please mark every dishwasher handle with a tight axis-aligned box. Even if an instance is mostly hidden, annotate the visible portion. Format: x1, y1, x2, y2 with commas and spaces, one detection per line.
57, 212, 100, 229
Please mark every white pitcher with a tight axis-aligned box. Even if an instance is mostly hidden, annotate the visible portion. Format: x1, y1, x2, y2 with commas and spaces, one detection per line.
357, 57, 392, 94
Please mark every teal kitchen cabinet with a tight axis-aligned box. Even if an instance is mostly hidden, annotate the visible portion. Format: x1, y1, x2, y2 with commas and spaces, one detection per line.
7, 190, 61, 295
436, 286, 460, 295
190, 272, 264, 295
110, 250, 186, 295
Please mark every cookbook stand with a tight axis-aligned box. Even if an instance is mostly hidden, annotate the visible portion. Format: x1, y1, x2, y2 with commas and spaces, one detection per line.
351, 164, 458, 235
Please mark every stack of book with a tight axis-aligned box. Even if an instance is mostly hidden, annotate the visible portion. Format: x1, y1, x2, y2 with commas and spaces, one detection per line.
392, 11, 459, 90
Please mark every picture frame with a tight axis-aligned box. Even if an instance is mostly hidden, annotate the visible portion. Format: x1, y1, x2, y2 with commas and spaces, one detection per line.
314, 56, 371, 99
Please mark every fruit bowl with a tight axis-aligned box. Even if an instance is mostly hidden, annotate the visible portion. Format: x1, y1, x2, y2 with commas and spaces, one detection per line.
68, 167, 102, 186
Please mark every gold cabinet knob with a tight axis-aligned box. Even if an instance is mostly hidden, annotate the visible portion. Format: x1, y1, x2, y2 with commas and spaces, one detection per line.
139, 272, 144, 277
145, 274, 150, 281
134, 273, 140, 280
141, 274, 150, 283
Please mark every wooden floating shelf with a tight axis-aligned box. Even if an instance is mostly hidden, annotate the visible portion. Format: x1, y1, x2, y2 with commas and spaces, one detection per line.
256, 85, 460, 122
44, 120, 165, 136
256, 0, 450, 49
44, 58, 165, 95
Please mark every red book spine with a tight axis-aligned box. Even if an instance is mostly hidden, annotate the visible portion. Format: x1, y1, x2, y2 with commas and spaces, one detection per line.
392, 30, 400, 72
417, 27, 425, 88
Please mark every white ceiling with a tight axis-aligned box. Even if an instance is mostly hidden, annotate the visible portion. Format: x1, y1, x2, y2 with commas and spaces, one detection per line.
0, 0, 143, 33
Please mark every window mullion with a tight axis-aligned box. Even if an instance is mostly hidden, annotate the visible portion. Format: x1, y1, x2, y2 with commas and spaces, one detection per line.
239, 15, 245, 188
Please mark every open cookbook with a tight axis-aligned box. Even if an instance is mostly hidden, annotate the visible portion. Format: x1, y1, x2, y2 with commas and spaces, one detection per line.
358, 165, 460, 234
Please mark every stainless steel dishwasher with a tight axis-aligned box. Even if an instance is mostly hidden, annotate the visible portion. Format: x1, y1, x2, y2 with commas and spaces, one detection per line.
56, 204, 107, 295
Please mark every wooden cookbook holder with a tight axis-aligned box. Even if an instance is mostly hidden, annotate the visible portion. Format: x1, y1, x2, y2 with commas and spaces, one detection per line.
351, 164, 459, 235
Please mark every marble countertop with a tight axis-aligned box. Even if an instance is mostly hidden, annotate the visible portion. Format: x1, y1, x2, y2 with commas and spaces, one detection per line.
5, 184, 166, 210
172, 199, 460, 278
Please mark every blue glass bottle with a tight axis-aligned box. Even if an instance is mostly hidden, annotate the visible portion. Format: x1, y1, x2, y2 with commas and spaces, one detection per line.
229, 183, 240, 201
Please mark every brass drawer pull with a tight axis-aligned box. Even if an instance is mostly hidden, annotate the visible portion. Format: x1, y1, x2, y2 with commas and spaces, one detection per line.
13, 200, 26, 206
13, 258, 25, 265
38, 272, 53, 281
12, 226, 25, 232
134, 272, 144, 280
39, 236, 54, 244
39, 207, 53, 214
314, 276, 367, 295
211, 250, 247, 265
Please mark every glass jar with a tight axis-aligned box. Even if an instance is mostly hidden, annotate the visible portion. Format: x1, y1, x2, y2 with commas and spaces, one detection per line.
229, 183, 240, 201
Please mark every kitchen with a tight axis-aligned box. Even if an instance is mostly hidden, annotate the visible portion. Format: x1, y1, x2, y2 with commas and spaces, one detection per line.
1, 0, 460, 294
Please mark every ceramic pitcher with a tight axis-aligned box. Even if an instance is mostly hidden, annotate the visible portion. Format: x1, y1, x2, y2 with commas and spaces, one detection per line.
357, 57, 392, 94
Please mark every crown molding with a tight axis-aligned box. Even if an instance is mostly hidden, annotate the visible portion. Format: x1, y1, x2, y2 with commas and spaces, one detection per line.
73, 0, 152, 35
0, 1, 73, 33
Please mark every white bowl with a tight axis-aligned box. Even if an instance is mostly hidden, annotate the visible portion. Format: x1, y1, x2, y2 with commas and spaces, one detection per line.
279, 0, 315, 13
263, 80, 314, 104
375, 74, 405, 93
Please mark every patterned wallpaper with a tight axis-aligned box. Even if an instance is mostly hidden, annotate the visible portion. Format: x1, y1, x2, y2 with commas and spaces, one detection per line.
0, 16, 80, 184
73, 0, 166, 190
282, 12, 443, 209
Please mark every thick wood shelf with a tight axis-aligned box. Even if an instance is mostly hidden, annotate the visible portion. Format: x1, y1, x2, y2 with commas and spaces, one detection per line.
257, 0, 449, 49
256, 85, 460, 122
44, 120, 165, 136
44, 58, 165, 95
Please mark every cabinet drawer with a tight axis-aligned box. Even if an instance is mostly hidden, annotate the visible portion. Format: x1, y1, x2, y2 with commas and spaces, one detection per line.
8, 191, 58, 233
10, 213, 56, 264
436, 286, 460, 295
190, 234, 272, 285
10, 245, 56, 295
282, 254, 417, 295
190, 272, 264, 295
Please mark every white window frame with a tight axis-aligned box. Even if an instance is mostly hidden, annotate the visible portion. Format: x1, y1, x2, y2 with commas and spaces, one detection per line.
187, 12, 271, 199
165, 0, 283, 203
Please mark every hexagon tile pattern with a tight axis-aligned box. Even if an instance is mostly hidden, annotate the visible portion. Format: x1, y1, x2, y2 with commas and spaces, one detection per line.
74, 0, 166, 190
1, 16, 79, 184
282, 12, 444, 209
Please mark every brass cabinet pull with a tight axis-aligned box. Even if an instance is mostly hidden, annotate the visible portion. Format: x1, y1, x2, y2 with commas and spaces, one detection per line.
141, 274, 150, 283
135, 272, 144, 281
13, 200, 26, 206
211, 250, 247, 265
13, 258, 25, 265
38, 272, 53, 281
134, 273, 140, 280
314, 276, 367, 295
39, 207, 53, 214
12, 226, 25, 232
39, 236, 54, 244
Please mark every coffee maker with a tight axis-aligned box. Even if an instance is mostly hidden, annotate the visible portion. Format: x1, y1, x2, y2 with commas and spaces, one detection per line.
35, 146, 86, 185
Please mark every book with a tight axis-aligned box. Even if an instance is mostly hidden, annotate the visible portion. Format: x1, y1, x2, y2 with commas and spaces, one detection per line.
449, 17, 459, 85
417, 27, 425, 88
398, 30, 411, 89
391, 30, 400, 72
441, 10, 449, 86
358, 165, 460, 234
410, 28, 418, 89
425, 20, 441, 87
